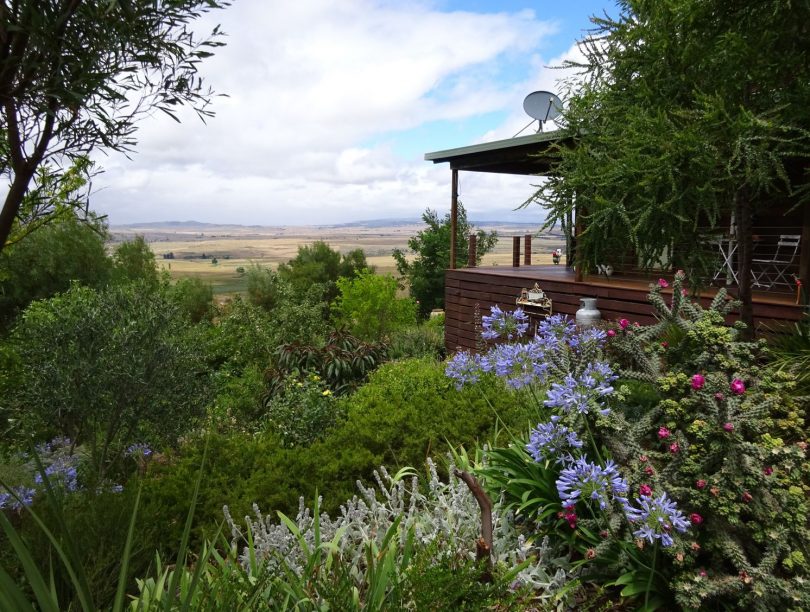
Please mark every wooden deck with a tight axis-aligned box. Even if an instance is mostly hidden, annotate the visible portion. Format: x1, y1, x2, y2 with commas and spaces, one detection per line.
444, 265, 805, 353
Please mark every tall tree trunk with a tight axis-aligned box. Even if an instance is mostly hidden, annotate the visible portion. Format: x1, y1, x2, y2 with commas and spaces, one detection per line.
0, 165, 36, 252
734, 185, 755, 338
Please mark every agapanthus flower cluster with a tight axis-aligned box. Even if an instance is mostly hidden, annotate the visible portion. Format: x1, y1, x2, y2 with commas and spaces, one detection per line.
479, 339, 549, 390
0, 486, 36, 511
625, 492, 690, 547
537, 314, 577, 345
544, 361, 616, 415
526, 420, 584, 464
557, 457, 629, 510
481, 305, 529, 340
126, 443, 153, 457
445, 351, 484, 390
33, 454, 79, 492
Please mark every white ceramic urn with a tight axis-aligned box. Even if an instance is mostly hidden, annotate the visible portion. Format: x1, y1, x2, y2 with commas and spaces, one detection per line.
575, 297, 601, 327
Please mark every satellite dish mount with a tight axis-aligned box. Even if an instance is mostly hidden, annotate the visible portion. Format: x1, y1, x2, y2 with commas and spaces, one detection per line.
522, 90, 563, 133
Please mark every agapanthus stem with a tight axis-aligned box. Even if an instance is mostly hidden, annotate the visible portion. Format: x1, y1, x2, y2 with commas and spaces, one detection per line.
645, 542, 658, 608
583, 417, 604, 465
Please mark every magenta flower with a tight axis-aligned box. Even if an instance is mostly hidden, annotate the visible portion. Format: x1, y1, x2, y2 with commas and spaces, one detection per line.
669, 442, 680, 454
763, 466, 774, 476
639, 484, 653, 497
658, 278, 669, 288
691, 374, 705, 390
741, 491, 753, 503
644, 465, 655, 476
714, 392, 725, 401
657, 426, 671, 439
695, 479, 707, 489
730, 379, 746, 395
607, 329, 616, 337
689, 513, 704, 526
723, 422, 734, 432
619, 318, 630, 330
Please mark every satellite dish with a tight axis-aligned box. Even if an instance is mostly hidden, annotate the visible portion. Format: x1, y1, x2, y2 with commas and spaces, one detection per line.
522, 91, 563, 132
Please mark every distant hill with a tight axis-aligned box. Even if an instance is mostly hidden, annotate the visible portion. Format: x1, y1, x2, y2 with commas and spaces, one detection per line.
110, 218, 545, 232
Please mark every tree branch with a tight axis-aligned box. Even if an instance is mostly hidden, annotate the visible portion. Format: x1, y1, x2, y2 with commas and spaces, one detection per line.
454, 468, 493, 581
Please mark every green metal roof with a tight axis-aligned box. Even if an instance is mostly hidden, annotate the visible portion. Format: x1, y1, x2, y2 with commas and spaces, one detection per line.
424, 129, 569, 175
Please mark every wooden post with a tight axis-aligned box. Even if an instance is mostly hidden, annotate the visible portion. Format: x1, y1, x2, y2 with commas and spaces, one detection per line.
467, 233, 477, 268
524, 234, 532, 265
574, 202, 584, 282
450, 169, 458, 270
512, 236, 521, 267
799, 201, 810, 305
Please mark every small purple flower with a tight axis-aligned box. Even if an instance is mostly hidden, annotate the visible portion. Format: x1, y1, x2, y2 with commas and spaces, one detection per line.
556, 457, 629, 510
481, 305, 529, 341
126, 443, 153, 458
445, 351, 483, 390
526, 421, 583, 464
480, 339, 549, 390
625, 492, 690, 547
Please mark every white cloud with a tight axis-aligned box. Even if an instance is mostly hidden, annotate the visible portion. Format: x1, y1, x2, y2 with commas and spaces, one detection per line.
93, 0, 568, 225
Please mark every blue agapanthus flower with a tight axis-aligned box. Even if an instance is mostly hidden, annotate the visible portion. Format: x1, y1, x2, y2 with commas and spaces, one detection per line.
526, 421, 583, 464
625, 492, 690, 547
126, 443, 153, 458
445, 351, 483, 390
33, 455, 79, 492
479, 339, 548, 389
544, 361, 616, 415
0, 485, 36, 511
536, 314, 577, 344
481, 305, 530, 341
556, 457, 629, 510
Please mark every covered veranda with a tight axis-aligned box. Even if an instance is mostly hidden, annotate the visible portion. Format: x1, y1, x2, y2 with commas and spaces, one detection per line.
424, 131, 807, 353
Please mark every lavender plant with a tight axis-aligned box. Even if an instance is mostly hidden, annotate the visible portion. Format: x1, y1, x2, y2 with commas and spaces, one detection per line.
223, 456, 572, 607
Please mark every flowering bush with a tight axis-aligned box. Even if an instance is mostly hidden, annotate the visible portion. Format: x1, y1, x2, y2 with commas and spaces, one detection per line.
447, 276, 810, 609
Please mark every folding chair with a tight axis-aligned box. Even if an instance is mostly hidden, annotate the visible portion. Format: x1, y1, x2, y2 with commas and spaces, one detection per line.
752, 234, 801, 289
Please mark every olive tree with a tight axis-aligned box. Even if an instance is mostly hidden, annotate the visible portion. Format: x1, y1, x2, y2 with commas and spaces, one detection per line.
0, 0, 230, 251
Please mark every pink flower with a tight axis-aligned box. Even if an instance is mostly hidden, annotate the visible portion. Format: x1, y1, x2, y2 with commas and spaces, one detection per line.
723, 422, 734, 432
639, 454, 648, 463
730, 379, 746, 395
661, 341, 669, 348
714, 392, 725, 402
690, 513, 704, 526
696, 479, 707, 489
644, 465, 655, 476
741, 491, 753, 503
763, 466, 773, 476
639, 484, 653, 497
681, 288, 688, 296
564, 511, 578, 529
691, 374, 705, 390
619, 318, 630, 330
607, 329, 616, 337
657, 426, 671, 439
675, 269, 685, 278
669, 442, 681, 454
658, 278, 669, 288
698, 569, 707, 578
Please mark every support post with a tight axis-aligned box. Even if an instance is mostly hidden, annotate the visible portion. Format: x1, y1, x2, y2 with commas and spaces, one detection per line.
450, 169, 458, 270
467, 233, 477, 268
574, 202, 584, 282
524, 234, 532, 265
799, 201, 810, 305
512, 236, 521, 267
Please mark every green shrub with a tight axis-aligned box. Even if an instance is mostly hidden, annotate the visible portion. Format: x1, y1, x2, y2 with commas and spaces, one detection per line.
262, 374, 344, 447
334, 269, 417, 341
133, 358, 531, 551
8, 282, 212, 481
170, 276, 214, 323
387, 322, 445, 361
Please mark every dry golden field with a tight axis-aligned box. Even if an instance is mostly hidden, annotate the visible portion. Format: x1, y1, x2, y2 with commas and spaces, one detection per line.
111, 222, 565, 295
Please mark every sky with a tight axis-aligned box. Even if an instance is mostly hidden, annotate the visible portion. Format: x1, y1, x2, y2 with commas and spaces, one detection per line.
94, 0, 616, 227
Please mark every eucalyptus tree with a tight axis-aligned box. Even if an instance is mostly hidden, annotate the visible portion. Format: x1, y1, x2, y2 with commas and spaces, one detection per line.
0, 0, 230, 251
533, 0, 810, 331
